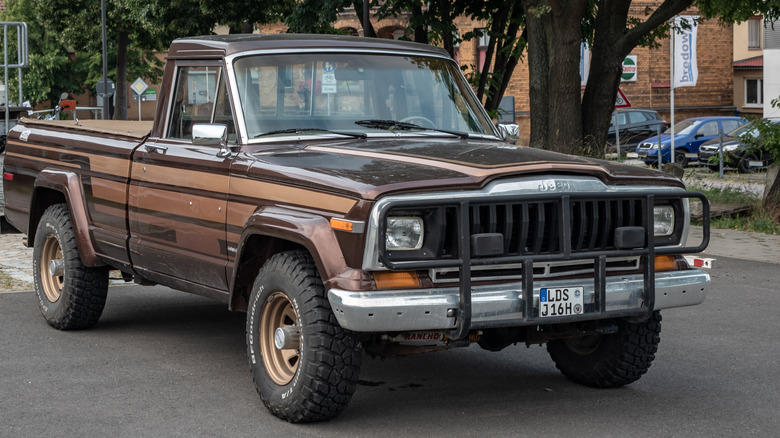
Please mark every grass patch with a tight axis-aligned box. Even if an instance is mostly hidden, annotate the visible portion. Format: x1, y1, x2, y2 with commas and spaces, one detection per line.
687, 183, 780, 235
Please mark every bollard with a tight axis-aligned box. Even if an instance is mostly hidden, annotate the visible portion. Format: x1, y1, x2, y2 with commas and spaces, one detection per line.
718, 128, 724, 178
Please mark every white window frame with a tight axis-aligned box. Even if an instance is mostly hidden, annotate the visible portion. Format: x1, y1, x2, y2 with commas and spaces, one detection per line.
744, 77, 764, 107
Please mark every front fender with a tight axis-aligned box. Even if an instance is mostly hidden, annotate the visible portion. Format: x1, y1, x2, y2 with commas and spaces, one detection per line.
33, 169, 103, 267
229, 206, 348, 298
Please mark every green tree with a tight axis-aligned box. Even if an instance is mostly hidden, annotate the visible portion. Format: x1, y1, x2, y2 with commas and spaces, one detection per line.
526, 0, 780, 156
202, 0, 295, 34
0, 0, 86, 106
740, 102, 780, 221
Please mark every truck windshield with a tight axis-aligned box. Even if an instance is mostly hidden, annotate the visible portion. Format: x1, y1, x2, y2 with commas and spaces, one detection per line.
232, 52, 497, 140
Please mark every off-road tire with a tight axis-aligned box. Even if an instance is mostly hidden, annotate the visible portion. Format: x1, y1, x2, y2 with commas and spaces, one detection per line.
246, 250, 362, 423
33, 204, 109, 330
547, 311, 662, 388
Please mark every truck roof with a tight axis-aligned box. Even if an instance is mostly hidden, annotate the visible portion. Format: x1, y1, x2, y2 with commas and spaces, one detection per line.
168, 33, 450, 60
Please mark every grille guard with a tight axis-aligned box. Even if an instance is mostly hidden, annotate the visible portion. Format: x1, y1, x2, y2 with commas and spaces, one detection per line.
376, 191, 710, 340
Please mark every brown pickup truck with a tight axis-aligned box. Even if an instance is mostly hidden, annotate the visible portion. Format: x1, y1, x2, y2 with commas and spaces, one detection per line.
1, 34, 710, 423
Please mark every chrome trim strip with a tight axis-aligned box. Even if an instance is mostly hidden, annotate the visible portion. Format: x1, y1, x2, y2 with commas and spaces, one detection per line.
430, 257, 641, 283
328, 269, 709, 332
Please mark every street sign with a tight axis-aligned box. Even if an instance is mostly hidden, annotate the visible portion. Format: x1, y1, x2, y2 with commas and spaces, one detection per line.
615, 88, 631, 108
96, 77, 115, 98
130, 77, 149, 96
621, 55, 637, 82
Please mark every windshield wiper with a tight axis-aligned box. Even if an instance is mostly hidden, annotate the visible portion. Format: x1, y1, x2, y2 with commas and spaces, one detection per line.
355, 119, 469, 139
254, 128, 367, 139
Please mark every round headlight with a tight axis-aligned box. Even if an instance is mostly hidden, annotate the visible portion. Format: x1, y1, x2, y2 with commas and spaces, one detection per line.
653, 206, 675, 237
386, 216, 423, 250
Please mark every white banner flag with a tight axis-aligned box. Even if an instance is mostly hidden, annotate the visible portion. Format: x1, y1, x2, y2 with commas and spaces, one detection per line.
673, 16, 699, 88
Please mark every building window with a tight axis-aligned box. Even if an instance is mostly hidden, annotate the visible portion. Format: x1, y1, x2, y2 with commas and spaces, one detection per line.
748, 17, 762, 49
745, 78, 763, 106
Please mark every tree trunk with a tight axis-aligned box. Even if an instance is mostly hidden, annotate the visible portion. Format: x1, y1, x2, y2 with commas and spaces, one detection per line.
483, 5, 524, 114
522, 0, 586, 153
352, 1, 376, 38
113, 30, 128, 121
764, 165, 780, 222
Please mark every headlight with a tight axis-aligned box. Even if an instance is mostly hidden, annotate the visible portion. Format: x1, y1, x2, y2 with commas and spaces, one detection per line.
386, 216, 423, 250
653, 205, 675, 236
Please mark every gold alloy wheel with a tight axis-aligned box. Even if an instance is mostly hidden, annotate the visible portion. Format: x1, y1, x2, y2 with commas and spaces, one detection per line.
260, 292, 301, 386
40, 233, 64, 303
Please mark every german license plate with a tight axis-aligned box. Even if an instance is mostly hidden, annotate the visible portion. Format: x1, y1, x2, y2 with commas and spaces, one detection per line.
539, 287, 584, 317
637, 151, 648, 157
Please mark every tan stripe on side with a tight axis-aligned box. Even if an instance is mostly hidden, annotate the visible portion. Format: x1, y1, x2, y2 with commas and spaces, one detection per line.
7, 143, 131, 178
230, 178, 356, 214
129, 186, 227, 223
131, 164, 228, 192
5, 151, 81, 169
91, 178, 128, 204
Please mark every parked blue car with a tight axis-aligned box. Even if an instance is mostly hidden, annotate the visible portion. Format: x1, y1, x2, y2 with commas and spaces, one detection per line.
635, 116, 747, 167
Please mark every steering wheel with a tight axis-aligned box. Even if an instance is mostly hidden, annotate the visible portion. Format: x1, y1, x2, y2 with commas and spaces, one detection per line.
400, 116, 436, 129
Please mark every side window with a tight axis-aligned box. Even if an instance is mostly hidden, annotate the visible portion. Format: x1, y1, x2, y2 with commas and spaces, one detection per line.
697, 121, 718, 137
721, 120, 740, 134
628, 111, 646, 123
167, 65, 221, 140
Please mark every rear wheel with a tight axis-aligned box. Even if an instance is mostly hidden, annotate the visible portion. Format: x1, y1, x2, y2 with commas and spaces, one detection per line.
547, 312, 662, 388
33, 204, 109, 330
246, 251, 362, 423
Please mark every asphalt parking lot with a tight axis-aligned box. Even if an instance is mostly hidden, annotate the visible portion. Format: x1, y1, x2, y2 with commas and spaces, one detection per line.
1, 255, 779, 437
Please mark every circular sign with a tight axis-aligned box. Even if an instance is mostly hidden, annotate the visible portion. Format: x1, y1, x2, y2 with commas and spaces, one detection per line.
621, 56, 637, 82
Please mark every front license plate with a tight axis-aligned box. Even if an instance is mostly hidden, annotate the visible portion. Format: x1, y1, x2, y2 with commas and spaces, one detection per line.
637, 151, 648, 157
539, 287, 584, 317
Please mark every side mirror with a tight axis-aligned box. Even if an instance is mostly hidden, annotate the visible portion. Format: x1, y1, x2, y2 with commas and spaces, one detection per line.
497, 123, 520, 144
192, 123, 231, 157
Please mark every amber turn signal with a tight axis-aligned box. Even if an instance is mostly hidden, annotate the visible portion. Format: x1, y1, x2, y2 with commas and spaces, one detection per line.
330, 218, 354, 232
654, 255, 678, 272
373, 271, 420, 289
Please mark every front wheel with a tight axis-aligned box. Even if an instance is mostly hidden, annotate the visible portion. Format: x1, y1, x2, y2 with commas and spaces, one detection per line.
246, 251, 362, 423
547, 312, 662, 388
33, 204, 109, 330
674, 151, 689, 167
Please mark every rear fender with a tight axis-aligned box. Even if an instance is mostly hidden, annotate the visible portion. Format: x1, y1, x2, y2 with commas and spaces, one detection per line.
32, 170, 103, 267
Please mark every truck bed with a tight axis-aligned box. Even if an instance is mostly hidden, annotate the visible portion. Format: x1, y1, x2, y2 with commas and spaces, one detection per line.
19, 118, 153, 139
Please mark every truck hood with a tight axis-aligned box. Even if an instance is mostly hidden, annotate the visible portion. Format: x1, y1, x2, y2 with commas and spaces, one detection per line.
243, 138, 683, 200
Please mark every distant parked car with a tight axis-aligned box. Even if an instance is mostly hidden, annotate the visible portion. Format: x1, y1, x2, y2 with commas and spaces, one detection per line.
698, 118, 780, 173
635, 116, 747, 167
606, 109, 667, 153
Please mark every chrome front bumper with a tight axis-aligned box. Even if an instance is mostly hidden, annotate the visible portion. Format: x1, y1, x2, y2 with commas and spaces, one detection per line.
328, 269, 709, 332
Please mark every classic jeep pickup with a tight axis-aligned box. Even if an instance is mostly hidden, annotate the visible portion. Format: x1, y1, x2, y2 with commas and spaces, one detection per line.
1, 34, 710, 422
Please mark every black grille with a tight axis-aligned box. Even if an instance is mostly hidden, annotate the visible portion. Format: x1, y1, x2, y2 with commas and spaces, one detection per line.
466, 198, 645, 258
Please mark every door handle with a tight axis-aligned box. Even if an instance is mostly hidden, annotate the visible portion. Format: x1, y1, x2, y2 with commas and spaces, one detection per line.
145, 144, 168, 153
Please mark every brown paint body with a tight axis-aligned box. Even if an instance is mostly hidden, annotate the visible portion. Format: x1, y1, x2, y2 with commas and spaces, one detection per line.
1, 35, 683, 307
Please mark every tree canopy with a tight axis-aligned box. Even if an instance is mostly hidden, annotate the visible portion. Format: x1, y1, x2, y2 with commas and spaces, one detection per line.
0, 0, 293, 117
